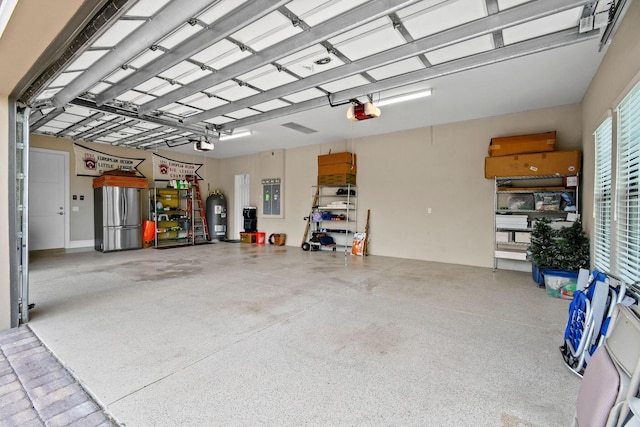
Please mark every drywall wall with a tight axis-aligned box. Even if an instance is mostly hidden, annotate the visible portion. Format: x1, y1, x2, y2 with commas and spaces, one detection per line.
351, 105, 581, 266
0, 0, 85, 95
29, 103, 581, 267
581, 0, 640, 260
29, 134, 220, 245
215, 104, 582, 267
0, 95, 10, 330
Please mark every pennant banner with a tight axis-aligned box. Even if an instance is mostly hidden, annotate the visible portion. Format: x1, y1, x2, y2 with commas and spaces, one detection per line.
73, 143, 145, 177
152, 153, 203, 181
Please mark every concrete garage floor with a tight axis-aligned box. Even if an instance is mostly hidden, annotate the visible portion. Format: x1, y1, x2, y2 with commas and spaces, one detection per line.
26, 243, 579, 426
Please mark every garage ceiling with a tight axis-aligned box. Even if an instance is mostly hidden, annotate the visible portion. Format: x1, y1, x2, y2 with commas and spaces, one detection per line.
20, 0, 621, 158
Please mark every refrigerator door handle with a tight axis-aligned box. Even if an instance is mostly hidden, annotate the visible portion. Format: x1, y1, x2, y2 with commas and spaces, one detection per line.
120, 192, 127, 224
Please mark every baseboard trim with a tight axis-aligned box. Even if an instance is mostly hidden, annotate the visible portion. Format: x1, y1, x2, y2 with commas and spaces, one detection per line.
68, 240, 94, 249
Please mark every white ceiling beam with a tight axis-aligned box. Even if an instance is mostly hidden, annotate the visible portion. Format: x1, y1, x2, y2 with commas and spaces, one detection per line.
72, 117, 129, 140
131, 133, 192, 148
69, 98, 208, 137
330, 28, 599, 104
219, 28, 600, 131
95, 0, 290, 106
184, 0, 591, 124
114, 127, 180, 146
18, 0, 129, 103
89, 119, 141, 140
50, 0, 215, 109
137, 0, 420, 115
29, 108, 63, 128
55, 112, 107, 137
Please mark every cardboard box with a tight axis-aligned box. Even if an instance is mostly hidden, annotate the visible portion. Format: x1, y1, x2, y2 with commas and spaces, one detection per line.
488, 131, 556, 157
318, 174, 356, 186
240, 232, 256, 243
494, 250, 528, 261
484, 150, 581, 179
514, 232, 531, 243
318, 163, 357, 176
92, 175, 148, 189
318, 152, 356, 166
496, 231, 511, 243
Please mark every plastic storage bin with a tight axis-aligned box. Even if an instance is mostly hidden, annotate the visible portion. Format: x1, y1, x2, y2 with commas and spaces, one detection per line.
534, 192, 561, 211
507, 194, 535, 210
532, 263, 545, 285
544, 269, 579, 299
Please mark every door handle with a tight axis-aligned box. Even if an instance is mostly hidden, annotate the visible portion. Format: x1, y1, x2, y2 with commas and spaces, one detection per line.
58, 212, 64, 215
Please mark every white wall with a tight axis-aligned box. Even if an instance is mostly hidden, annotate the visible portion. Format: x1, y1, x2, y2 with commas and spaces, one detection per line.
29, 134, 220, 244
213, 104, 582, 267
581, 0, 640, 259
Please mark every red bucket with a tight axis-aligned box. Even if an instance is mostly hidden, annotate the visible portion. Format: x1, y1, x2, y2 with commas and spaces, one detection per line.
143, 220, 155, 243
256, 231, 266, 245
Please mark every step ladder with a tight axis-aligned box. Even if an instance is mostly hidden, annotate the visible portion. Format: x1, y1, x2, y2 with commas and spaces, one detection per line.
186, 175, 210, 243
301, 186, 320, 248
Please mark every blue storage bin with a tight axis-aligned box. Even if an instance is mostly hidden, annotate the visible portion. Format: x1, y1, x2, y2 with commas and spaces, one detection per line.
532, 263, 545, 285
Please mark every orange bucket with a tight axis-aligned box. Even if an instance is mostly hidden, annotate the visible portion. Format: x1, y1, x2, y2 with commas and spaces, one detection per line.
256, 231, 266, 245
143, 220, 155, 243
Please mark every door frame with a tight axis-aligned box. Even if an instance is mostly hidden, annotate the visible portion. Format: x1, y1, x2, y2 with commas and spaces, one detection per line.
234, 174, 250, 240
30, 147, 70, 250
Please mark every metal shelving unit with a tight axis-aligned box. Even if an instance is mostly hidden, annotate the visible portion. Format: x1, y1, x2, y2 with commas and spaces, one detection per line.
303, 184, 357, 254
152, 186, 193, 248
493, 174, 580, 270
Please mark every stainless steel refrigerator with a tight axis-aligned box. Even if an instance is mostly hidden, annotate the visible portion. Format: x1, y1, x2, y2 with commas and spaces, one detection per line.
94, 185, 142, 252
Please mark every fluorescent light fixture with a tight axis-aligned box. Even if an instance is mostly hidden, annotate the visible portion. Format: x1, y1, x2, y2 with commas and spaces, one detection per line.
219, 130, 252, 141
376, 89, 432, 107
0, 0, 18, 40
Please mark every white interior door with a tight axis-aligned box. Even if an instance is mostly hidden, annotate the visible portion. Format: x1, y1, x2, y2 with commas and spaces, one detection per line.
234, 174, 250, 239
29, 149, 68, 250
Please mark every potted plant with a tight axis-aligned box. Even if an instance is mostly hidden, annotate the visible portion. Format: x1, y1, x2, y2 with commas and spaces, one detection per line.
529, 217, 590, 297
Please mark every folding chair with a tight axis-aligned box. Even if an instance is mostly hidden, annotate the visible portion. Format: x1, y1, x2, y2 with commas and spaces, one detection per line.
573, 304, 640, 427
562, 271, 627, 377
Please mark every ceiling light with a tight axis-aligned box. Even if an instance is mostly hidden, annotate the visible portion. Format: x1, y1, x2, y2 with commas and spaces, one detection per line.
314, 57, 332, 65
219, 130, 252, 141
0, 0, 18, 40
376, 89, 432, 107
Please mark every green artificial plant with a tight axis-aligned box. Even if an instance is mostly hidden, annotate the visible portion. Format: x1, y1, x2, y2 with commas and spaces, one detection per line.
555, 220, 591, 271
529, 217, 590, 272
529, 217, 558, 270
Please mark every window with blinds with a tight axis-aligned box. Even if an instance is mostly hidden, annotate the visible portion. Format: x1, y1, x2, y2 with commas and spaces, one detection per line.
615, 82, 640, 283
594, 117, 612, 272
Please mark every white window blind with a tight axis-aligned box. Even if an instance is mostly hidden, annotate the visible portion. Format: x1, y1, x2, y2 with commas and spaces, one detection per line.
594, 117, 612, 272
615, 82, 640, 283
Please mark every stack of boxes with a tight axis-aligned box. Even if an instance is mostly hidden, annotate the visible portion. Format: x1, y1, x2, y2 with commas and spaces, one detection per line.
240, 207, 257, 243
317, 152, 357, 185
484, 131, 582, 178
